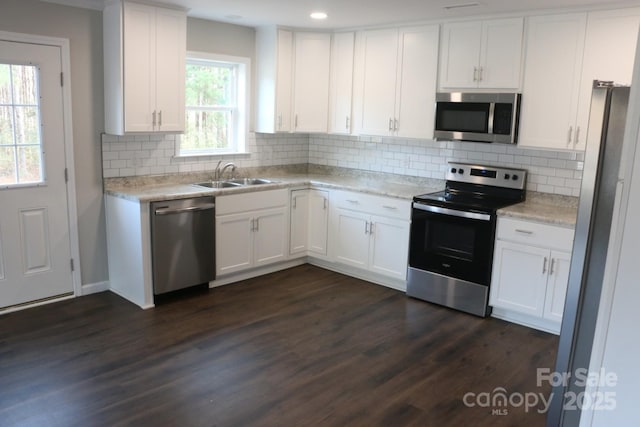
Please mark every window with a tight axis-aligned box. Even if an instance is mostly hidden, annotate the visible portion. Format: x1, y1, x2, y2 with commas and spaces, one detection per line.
178, 53, 249, 157
0, 63, 44, 186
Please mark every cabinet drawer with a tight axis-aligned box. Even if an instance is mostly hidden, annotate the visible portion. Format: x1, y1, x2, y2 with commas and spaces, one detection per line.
332, 190, 411, 220
217, 189, 288, 215
496, 217, 575, 252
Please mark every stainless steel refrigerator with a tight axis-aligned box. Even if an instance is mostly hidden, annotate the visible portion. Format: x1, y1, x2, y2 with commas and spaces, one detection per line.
547, 81, 630, 426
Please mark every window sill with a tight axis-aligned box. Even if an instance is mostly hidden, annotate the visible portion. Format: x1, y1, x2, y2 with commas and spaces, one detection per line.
174, 152, 251, 159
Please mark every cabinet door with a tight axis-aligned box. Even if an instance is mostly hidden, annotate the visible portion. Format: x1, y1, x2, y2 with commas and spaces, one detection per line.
518, 13, 587, 150
369, 215, 410, 280
216, 213, 253, 276
479, 18, 523, 89
395, 25, 439, 139
574, 9, 640, 150
254, 207, 287, 267
329, 32, 355, 134
123, 2, 156, 132
333, 208, 370, 269
290, 190, 310, 255
353, 29, 398, 136
154, 7, 186, 132
293, 32, 331, 133
276, 29, 293, 132
489, 240, 549, 317
544, 250, 571, 323
439, 21, 482, 89
308, 190, 329, 256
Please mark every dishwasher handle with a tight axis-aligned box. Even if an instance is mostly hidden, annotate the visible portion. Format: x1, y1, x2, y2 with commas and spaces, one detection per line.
154, 202, 216, 215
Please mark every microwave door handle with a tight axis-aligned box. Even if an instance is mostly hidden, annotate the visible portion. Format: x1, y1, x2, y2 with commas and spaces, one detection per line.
487, 102, 495, 135
413, 203, 492, 222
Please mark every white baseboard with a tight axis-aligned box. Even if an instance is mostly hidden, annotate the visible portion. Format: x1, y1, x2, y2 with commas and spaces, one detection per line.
308, 258, 407, 292
81, 280, 110, 296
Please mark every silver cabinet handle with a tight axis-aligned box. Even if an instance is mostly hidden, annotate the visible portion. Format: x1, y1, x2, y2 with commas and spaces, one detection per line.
323, 198, 327, 210
292, 196, 297, 209
515, 229, 533, 235
394, 118, 398, 131
295, 114, 298, 129
255, 218, 259, 232
158, 110, 162, 127
574, 126, 580, 146
152, 110, 157, 127
567, 126, 573, 147
383, 205, 398, 210
478, 67, 484, 82
347, 199, 359, 204
550, 258, 556, 275
250, 218, 255, 232
369, 222, 374, 236
473, 66, 478, 82
364, 221, 369, 235
388, 118, 393, 131
542, 257, 548, 274
345, 116, 350, 130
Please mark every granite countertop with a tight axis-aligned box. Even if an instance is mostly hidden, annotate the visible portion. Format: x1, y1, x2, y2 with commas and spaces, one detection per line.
103, 166, 444, 203
104, 165, 579, 227
497, 192, 579, 228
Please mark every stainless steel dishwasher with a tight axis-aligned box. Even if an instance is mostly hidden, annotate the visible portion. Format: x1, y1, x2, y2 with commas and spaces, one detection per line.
150, 197, 216, 295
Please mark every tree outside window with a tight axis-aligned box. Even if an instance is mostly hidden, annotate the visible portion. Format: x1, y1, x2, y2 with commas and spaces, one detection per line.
178, 54, 248, 156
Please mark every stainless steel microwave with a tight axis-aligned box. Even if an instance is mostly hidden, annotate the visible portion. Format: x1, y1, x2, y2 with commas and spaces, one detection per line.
434, 92, 521, 144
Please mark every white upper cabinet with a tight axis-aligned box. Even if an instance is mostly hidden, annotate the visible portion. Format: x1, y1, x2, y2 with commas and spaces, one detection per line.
518, 13, 587, 150
255, 27, 293, 133
439, 18, 523, 89
292, 32, 332, 133
519, 9, 640, 150
573, 8, 640, 150
329, 32, 355, 134
103, 1, 186, 135
353, 25, 439, 138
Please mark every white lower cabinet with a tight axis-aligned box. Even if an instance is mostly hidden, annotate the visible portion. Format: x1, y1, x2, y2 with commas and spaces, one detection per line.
330, 190, 411, 282
216, 189, 288, 276
489, 217, 574, 334
290, 189, 329, 257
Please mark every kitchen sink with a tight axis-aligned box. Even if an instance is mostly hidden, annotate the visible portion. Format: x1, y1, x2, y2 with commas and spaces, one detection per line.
193, 178, 274, 189
193, 181, 242, 189
226, 178, 274, 186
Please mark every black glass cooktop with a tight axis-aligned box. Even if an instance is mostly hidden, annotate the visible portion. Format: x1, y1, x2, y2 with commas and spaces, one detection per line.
414, 184, 525, 213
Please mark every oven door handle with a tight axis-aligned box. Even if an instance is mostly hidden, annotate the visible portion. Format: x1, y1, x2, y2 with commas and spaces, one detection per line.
412, 203, 492, 222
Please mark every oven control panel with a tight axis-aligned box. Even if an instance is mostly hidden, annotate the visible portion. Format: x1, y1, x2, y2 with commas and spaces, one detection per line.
446, 162, 527, 190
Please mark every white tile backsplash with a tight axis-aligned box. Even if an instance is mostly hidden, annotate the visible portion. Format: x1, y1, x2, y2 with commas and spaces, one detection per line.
102, 132, 584, 196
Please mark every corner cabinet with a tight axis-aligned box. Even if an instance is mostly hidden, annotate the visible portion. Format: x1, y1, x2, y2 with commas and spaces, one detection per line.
290, 189, 329, 257
439, 17, 523, 89
329, 32, 355, 135
256, 28, 331, 133
489, 217, 575, 334
352, 25, 440, 138
215, 189, 288, 276
329, 190, 411, 283
103, 1, 186, 135
519, 9, 640, 150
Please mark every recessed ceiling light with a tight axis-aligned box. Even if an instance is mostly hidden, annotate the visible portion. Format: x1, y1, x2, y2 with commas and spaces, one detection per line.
310, 11, 328, 20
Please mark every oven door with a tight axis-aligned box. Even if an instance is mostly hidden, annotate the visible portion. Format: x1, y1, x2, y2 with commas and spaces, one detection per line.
409, 203, 495, 286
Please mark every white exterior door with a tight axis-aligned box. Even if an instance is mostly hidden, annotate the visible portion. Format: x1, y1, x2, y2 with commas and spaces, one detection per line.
0, 40, 74, 309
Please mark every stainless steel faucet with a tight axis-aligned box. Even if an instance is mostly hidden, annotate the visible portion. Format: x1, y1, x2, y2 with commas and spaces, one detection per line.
215, 162, 237, 181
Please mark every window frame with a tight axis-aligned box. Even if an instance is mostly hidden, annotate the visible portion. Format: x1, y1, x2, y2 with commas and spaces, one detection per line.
176, 51, 250, 158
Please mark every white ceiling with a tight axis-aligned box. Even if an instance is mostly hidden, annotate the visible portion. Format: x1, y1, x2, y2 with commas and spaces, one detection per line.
43, 0, 640, 29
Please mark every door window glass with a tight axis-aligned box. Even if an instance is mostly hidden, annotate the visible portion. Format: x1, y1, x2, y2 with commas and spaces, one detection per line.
0, 63, 43, 186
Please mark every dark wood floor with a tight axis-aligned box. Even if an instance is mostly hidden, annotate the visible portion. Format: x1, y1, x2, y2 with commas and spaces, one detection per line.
0, 265, 558, 426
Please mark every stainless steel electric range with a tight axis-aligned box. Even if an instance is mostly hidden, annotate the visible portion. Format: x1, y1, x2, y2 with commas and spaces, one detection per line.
407, 162, 527, 317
